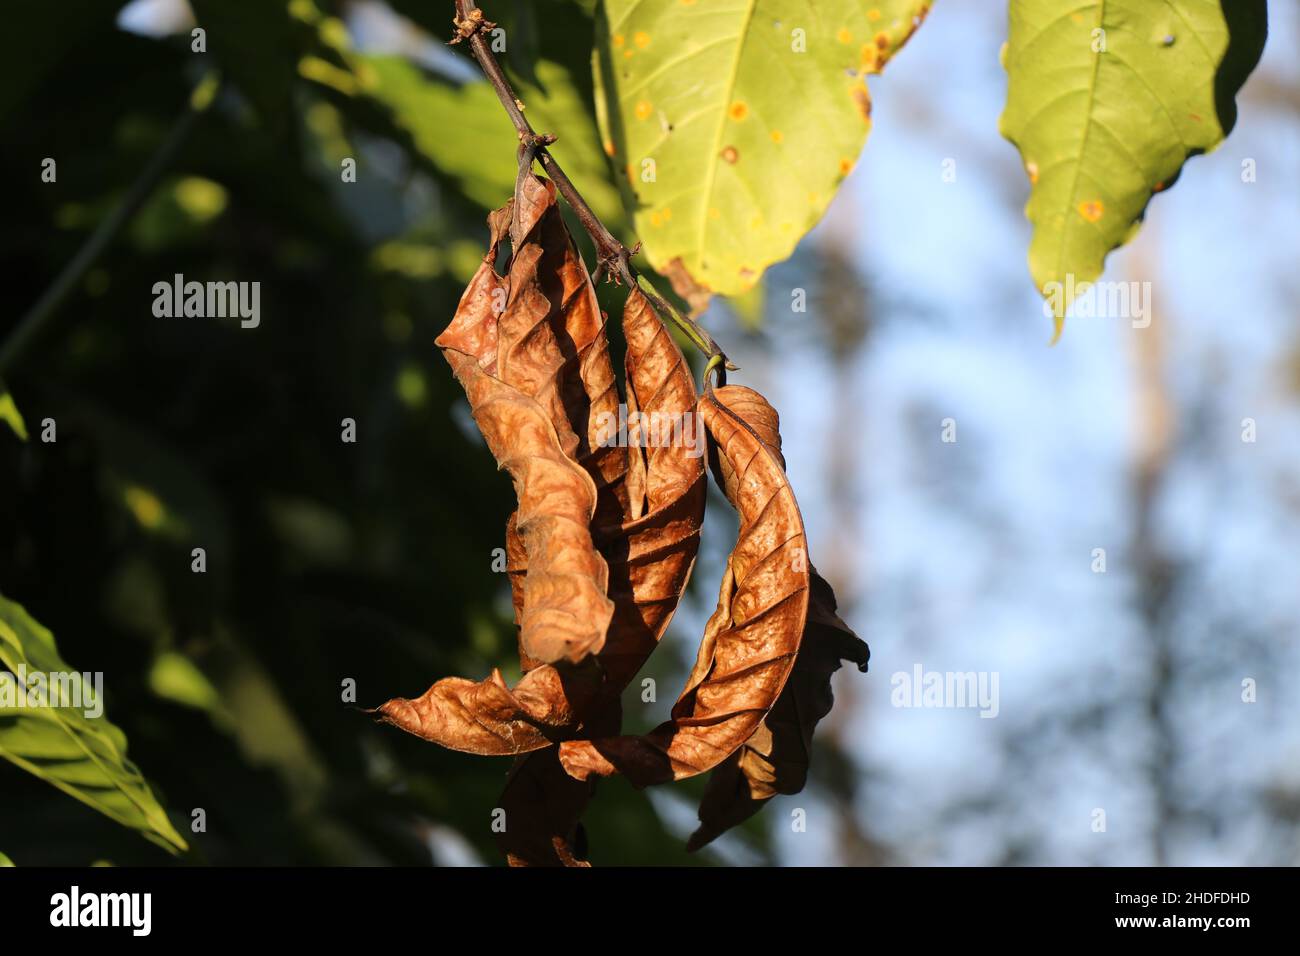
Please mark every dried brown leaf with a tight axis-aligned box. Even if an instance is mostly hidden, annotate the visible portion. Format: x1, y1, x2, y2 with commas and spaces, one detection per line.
687, 569, 869, 849
681, 386, 868, 848
558, 384, 807, 786
447, 347, 612, 667
374, 664, 593, 756
593, 287, 706, 689
496, 697, 620, 867
376, 189, 617, 755
447, 180, 616, 667
498, 286, 705, 864
504, 285, 706, 688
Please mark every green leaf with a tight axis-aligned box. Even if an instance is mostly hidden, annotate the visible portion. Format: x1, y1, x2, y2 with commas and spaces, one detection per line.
0, 377, 27, 441
355, 55, 523, 210
350, 54, 626, 228
593, 0, 931, 299
0, 594, 188, 855
999, 0, 1267, 337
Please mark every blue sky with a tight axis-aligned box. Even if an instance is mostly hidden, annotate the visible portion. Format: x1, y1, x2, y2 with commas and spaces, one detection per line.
682, 0, 1300, 865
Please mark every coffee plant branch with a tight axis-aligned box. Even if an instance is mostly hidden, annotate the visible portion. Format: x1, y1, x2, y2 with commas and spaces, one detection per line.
450, 1, 733, 372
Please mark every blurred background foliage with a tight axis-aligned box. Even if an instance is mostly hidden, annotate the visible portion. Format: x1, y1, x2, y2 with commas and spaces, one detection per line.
0, 0, 769, 865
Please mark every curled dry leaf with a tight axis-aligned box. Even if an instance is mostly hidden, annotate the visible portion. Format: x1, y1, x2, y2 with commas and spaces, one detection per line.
449, 173, 615, 668
375, 664, 580, 757
594, 287, 706, 690
376, 180, 617, 754
687, 386, 869, 848
684, 572, 868, 850
505, 285, 706, 689
492, 168, 625, 508
498, 285, 706, 864
558, 383, 808, 786
375, 349, 611, 749
498, 165, 624, 677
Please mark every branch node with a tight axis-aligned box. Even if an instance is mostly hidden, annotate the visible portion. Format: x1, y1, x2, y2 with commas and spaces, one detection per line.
451, 7, 494, 45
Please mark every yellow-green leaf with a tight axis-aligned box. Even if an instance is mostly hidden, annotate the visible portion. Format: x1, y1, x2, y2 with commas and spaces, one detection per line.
594, 0, 931, 299
999, 0, 1267, 338
0, 593, 188, 855
354, 54, 627, 231
0, 377, 26, 441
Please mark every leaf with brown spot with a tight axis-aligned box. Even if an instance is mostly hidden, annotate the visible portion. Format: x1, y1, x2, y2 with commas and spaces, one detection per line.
594, 0, 932, 298
558, 384, 807, 786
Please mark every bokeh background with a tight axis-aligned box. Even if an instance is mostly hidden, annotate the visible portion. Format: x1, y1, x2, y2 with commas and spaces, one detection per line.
1, 0, 1296, 865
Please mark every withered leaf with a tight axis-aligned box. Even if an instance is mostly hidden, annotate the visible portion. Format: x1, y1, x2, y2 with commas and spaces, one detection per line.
496, 167, 624, 499
685, 385, 868, 849
687, 564, 869, 849
506, 285, 706, 691
497, 165, 625, 670
495, 696, 620, 867
592, 287, 706, 690
558, 383, 807, 786
446, 341, 612, 667
375, 664, 588, 756
376, 189, 616, 755
448, 177, 615, 668
498, 285, 706, 864
372, 347, 612, 748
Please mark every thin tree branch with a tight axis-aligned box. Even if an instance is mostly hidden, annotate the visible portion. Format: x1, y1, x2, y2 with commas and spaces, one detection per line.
0, 73, 222, 374
450, 2, 732, 368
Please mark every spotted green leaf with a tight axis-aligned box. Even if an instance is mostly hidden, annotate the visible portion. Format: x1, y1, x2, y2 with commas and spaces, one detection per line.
0, 593, 188, 855
999, 0, 1266, 338
594, 0, 931, 300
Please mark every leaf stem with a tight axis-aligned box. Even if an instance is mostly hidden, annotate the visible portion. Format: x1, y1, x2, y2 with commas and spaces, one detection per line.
450, 2, 731, 368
